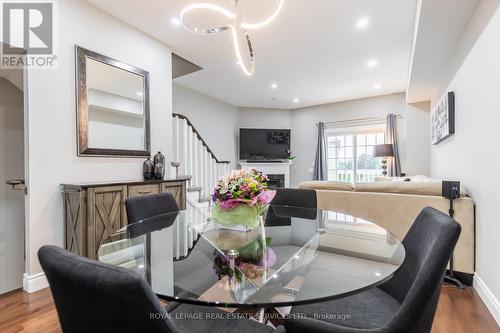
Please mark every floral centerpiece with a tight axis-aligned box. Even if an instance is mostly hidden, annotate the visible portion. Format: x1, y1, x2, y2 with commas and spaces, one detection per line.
211, 169, 276, 230
213, 237, 277, 281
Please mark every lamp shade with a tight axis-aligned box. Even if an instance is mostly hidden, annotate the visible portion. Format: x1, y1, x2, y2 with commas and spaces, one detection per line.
373, 144, 394, 158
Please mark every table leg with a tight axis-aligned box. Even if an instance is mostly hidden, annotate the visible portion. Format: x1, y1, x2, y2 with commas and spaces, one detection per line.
258, 307, 266, 323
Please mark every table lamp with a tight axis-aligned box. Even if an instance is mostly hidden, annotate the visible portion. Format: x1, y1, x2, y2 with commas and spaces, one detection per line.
374, 144, 394, 176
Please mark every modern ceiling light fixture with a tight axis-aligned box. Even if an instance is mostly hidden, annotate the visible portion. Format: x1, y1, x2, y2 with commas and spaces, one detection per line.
356, 16, 370, 29
170, 17, 181, 26
179, 0, 284, 76
367, 59, 378, 68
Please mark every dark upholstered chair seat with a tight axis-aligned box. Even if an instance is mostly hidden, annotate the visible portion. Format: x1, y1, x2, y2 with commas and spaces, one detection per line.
39, 246, 284, 333
290, 287, 400, 329
284, 207, 461, 333
172, 304, 277, 333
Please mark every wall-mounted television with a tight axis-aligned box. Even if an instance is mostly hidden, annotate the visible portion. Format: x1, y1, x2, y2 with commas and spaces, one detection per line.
239, 128, 291, 161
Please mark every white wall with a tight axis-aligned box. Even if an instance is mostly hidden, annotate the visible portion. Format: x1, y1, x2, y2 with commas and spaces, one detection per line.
25, 0, 172, 279
430, 2, 500, 324
238, 107, 291, 129
173, 83, 239, 169
290, 93, 418, 187
405, 101, 431, 176
173, 86, 430, 186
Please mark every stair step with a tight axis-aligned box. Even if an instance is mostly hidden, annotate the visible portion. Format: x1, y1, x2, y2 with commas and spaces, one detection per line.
199, 196, 211, 203
187, 186, 202, 192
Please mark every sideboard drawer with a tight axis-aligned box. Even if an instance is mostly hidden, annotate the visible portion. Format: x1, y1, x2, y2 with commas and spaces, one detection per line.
128, 184, 160, 198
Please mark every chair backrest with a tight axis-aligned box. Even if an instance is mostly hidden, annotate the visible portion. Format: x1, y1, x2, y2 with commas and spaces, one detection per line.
126, 192, 179, 224
267, 188, 317, 226
39, 246, 177, 333
380, 207, 461, 333
270, 188, 317, 208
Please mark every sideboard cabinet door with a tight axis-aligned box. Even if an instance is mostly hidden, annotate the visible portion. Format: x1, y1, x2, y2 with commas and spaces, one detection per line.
160, 182, 186, 209
86, 185, 127, 259
63, 190, 86, 257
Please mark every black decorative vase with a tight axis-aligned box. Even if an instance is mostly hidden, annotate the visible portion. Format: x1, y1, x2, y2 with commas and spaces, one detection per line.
153, 151, 166, 179
154, 163, 164, 180
143, 158, 154, 180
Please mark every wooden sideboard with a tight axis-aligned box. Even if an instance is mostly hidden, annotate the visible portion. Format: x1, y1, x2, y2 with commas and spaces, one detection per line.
61, 177, 190, 259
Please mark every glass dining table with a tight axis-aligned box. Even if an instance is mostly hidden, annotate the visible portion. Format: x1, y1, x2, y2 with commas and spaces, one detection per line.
98, 205, 405, 317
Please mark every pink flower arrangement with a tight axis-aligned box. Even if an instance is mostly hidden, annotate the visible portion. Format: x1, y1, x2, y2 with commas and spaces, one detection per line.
212, 169, 276, 210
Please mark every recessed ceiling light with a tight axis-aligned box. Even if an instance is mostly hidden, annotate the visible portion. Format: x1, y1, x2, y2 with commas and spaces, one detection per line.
293, 98, 300, 103
373, 83, 382, 90
356, 17, 370, 29
137, 92, 144, 96
170, 17, 181, 26
270, 83, 278, 89
367, 59, 378, 68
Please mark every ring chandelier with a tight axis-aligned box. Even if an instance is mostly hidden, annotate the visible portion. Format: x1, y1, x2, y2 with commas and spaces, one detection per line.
179, 0, 284, 76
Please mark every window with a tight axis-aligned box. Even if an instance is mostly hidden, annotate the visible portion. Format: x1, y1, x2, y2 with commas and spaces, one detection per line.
327, 126, 385, 182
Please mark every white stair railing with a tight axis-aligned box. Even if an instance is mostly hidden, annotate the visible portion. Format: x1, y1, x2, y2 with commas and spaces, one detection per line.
172, 113, 231, 203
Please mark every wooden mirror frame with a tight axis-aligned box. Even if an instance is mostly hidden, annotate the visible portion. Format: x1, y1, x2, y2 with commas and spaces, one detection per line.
76, 45, 151, 157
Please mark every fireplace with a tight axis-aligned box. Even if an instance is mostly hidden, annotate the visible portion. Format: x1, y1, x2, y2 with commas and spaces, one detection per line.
239, 161, 291, 188
267, 174, 285, 189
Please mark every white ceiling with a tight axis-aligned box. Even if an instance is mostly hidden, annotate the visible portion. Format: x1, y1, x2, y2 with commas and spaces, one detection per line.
406, 0, 482, 104
86, 0, 417, 109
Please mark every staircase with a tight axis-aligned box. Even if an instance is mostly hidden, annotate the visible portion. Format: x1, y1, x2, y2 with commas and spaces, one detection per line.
172, 113, 231, 208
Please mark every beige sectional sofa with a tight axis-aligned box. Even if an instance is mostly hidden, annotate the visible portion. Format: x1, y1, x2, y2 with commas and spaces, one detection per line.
299, 177, 475, 282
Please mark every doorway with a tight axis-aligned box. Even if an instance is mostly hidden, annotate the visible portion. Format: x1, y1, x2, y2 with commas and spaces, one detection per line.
0, 67, 25, 295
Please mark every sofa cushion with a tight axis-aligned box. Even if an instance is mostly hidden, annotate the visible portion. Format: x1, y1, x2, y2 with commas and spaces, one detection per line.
354, 181, 444, 196
299, 181, 353, 191
374, 176, 411, 182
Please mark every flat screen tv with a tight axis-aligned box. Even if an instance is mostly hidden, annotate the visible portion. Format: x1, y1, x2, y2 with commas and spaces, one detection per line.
239, 128, 291, 161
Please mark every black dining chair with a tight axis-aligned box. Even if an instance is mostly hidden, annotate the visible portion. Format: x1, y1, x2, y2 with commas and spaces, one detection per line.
267, 188, 317, 226
39, 246, 285, 333
270, 188, 317, 208
126, 192, 180, 223
284, 207, 461, 333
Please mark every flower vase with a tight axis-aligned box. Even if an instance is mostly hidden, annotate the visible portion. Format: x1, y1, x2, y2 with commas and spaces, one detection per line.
212, 203, 268, 231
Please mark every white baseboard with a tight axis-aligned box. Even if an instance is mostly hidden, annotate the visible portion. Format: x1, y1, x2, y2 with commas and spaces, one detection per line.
473, 273, 500, 326
23, 272, 49, 293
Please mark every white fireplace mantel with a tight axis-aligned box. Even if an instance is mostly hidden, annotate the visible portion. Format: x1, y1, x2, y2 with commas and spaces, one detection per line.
239, 161, 292, 187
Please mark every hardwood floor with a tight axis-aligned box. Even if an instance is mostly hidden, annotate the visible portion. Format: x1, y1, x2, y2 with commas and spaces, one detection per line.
0, 285, 498, 332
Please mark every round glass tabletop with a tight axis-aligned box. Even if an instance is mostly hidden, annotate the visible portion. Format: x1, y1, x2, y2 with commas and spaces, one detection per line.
98, 205, 405, 308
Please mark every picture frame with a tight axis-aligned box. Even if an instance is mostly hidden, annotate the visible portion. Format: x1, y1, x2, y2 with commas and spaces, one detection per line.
75, 45, 151, 157
432, 91, 455, 145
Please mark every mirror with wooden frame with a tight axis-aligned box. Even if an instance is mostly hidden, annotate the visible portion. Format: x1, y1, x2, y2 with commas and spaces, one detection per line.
76, 46, 150, 157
